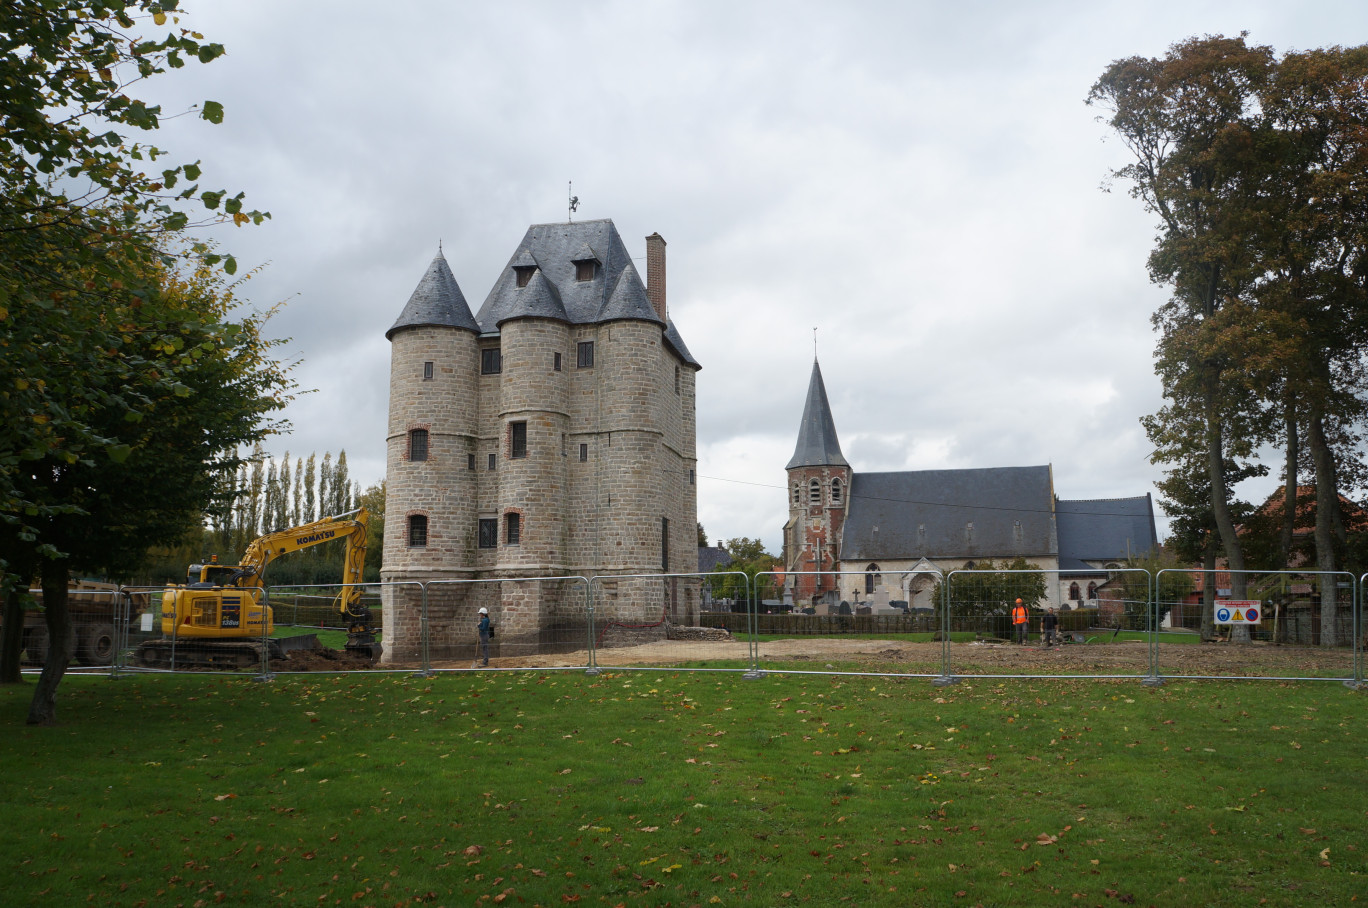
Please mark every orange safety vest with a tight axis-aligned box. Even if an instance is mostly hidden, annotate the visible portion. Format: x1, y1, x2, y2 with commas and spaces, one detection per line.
1012, 606, 1027, 625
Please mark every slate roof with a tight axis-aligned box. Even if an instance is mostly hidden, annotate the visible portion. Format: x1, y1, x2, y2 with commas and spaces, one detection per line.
471, 219, 699, 367
840, 466, 1058, 562
697, 546, 733, 573
1055, 495, 1158, 570
786, 361, 848, 469
386, 250, 479, 339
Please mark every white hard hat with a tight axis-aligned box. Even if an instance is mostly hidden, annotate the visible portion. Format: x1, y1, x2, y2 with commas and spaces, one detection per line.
478, 607, 488, 614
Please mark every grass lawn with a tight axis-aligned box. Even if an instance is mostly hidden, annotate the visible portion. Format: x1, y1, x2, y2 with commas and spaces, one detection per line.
2, 670, 1364, 907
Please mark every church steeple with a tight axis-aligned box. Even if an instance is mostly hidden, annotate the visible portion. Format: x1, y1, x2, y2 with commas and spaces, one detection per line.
786, 360, 848, 469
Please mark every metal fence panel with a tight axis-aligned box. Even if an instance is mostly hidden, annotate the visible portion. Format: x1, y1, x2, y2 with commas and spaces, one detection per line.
14, 585, 137, 674
742, 570, 945, 679
421, 576, 592, 671
941, 568, 1152, 681
587, 573, 738, 673
1154, 569, 1357, 682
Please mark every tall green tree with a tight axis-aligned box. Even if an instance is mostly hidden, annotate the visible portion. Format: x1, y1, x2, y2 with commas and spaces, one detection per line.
1092, 37, 1368, 643
1090, 35, 1274, 604
0, 1, 280, 723
1, 256, 293, 722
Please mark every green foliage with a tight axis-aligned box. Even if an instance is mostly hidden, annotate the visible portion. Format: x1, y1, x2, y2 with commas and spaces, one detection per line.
1091, 36, 1368, 586
2, 673, 1364, 905
709, 537, 779, 607
1, 1, 271, 558
0, 3, 278, 718
932, 557, 1048, 618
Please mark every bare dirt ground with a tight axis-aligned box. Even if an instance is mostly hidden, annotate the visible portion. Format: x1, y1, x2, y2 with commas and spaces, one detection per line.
407, 634, 1360, 678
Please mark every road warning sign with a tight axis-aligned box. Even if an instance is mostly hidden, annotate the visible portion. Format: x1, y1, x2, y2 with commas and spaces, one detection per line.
1215, 600, 1261, 624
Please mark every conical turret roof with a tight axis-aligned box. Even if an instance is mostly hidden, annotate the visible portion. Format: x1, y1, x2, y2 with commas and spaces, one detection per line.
786, 360, 848, 469
386, 250, 479, 339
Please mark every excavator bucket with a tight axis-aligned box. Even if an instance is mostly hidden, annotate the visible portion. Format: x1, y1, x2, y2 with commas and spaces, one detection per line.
272, 633, 322, 655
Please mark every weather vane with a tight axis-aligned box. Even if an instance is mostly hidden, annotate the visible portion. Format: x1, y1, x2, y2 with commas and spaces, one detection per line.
568, 181, 579, 222
814, 327, 818, 361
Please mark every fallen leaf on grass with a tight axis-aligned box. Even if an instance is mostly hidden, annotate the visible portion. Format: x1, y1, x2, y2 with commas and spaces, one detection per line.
1036, 834, 1057, 846
213, 794, 235, 801
464, 845, 483, 856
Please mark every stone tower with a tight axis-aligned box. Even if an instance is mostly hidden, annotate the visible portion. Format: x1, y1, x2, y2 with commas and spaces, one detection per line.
381, 219, 700, 662
783, 360, 851, 608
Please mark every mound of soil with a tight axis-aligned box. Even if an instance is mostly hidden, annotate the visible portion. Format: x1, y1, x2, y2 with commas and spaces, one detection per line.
272, 647, 377, 672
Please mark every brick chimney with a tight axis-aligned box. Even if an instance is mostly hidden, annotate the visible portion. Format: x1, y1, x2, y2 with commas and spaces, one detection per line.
645, 232, 667, 322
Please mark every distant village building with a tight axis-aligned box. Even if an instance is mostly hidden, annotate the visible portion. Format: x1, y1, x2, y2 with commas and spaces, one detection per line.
380, 220, 700, 660
782, 361, 1157, 612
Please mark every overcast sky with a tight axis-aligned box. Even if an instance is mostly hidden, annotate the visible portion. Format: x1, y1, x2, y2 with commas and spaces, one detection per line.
137, 0, 1367, 553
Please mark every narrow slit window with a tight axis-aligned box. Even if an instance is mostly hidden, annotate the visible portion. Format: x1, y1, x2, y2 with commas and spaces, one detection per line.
554, 352, 562, 371
579, 443, 588, 462
510, 421, 527, 459
408, 515, 428, 547
422, 361, 434, 380
409, 428, 429, 462
506, 513, 521, 545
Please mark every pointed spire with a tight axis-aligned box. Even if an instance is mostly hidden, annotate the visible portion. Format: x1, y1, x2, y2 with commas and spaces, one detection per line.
386, 249, 479, 339
786, 360, 848, 469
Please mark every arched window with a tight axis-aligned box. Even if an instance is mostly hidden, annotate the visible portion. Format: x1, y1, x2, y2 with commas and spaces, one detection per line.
408, 514, 428, 547
1087, 581, 1098, 600
831, 477, 843, 504
865, 563, 881, 595
808, 479, 821, 504
1069, 582, 1081, 601
408, 428, 429, 462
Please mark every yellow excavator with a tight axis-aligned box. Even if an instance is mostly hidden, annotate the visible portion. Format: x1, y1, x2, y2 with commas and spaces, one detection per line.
134, 508, 379, 669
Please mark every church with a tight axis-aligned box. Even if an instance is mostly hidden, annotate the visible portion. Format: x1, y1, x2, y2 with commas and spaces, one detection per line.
782, 361, 1158, 612
379, 219, 700, 661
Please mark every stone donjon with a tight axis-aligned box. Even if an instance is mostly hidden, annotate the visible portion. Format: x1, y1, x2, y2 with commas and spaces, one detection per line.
381, 219, 700, 662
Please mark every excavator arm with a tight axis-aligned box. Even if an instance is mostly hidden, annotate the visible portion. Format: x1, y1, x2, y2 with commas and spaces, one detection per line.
234, 508, 371, 621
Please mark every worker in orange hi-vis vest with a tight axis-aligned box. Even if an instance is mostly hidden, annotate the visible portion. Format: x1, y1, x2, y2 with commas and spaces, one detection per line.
1011, 598, 1028, 644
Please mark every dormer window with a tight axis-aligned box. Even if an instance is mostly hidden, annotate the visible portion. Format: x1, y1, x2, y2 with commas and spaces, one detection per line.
514, 265, 536, 288
572, 244, 600, 283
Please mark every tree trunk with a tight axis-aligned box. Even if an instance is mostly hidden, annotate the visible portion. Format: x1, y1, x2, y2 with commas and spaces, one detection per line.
1278, 392, 1298, 571
1204, 388, 1250, 642
26, 559, 74, 726
1200, 529, 1217, 643
0, 586, 26, 684
1307, 410, 1340, 646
